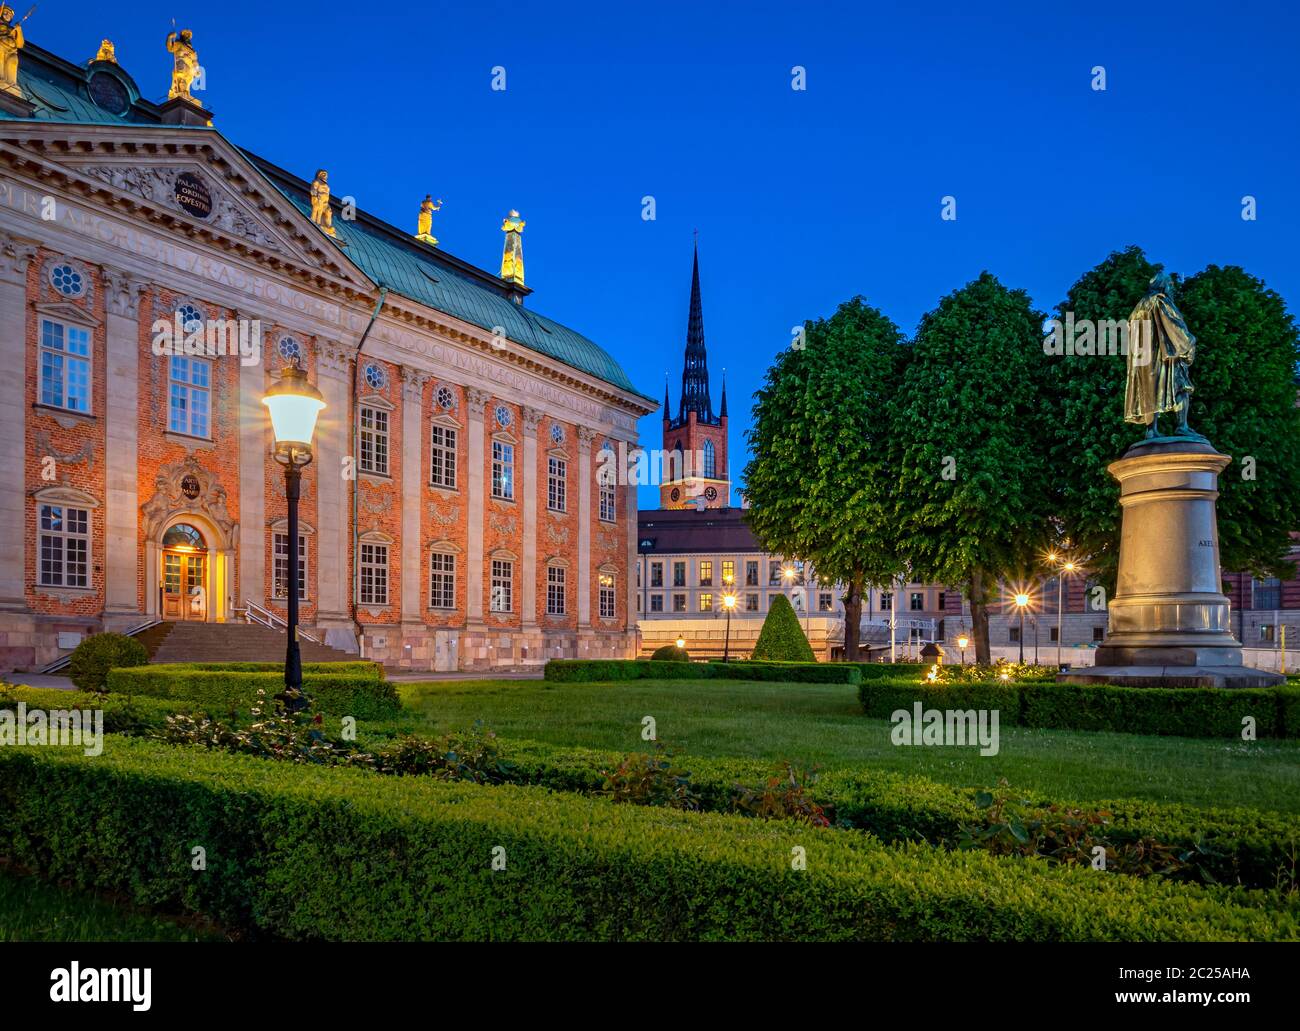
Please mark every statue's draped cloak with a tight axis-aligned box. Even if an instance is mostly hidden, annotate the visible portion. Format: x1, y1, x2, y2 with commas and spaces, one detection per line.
1125, 292, 1196, 425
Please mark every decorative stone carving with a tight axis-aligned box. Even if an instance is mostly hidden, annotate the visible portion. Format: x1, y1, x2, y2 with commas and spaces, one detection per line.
82, 164, 285, 253
140, 456, 236, 547
489, 513, 517, 536
521, 406, 544, 433
318, 340, 352, 378
32, 429, 95, 471
0, 234, 38, 286
466, 387, 491, 415
100, 266, 142, 318
429, 503, 460, 526
400, 364, 432, 400
546, 523, 570, 545
361, 491, 392, 514
576, 425, 597, 451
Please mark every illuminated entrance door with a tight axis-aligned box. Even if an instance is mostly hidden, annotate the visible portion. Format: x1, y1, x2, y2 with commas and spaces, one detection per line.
161, 523, 208, 621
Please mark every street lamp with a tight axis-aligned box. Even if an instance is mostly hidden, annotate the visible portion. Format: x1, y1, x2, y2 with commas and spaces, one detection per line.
722, 590, 737, 662
1054, 559, 1078, 669
957, 633, 969, 667
1013, 592, 1030, 665
262, 362, 325, 712
676, 636, 686, 650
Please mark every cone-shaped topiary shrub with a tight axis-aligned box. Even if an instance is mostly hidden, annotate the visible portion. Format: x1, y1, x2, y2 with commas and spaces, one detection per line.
651, 644, 691, 662
750, 594, 815, 662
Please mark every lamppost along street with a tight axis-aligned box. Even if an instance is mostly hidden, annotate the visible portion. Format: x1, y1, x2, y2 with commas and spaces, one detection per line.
957, 633, 969, 667
262, 362, 325, 712
1014, 592, 1030, 665
722, 590, 737, 662
1050, 556, 1078, 669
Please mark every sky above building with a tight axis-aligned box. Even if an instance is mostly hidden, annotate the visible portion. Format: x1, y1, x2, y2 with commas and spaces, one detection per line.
30, 0, 1300, 508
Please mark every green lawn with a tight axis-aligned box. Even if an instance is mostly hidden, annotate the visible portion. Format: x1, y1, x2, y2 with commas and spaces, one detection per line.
0, 866, 220, 942
388, 678, 1300, 813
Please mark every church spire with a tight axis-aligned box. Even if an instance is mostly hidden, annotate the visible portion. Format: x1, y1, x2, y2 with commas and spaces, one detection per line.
678, 242, 715, 424
663, 374, 671, 418
719, 369, 727, 419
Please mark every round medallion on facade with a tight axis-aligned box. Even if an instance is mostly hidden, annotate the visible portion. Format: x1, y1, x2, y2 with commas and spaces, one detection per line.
180, 474, 202, 500
704, 486, 718, 502
363, 363, 387, 390
550, 423, 564, 444
494, 404, 512, 428
436, 385, 455, 410
670, 487, 681, 502
49, 263, 85, 297
176, 303, 205, 334
174, 172, 213, 220
278, 336, 302, 362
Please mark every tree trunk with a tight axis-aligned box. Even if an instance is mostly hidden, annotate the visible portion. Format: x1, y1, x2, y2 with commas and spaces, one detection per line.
842, 577, 863, 662
968, 568, 992, 665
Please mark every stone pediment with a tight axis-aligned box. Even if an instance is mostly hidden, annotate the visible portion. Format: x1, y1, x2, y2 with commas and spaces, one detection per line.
0, 125, 372, 291
140, 455, 237, 549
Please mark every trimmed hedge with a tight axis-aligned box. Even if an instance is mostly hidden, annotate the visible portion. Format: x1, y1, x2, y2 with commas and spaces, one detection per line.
750, 594, 815, 662
0, 686, 196, 733
0, 737, 1292, 941
66, 632, 148, 692
105, 667, 399, 718
154, 661, 384, 679
859, 676, 1300, 739
545, 659, 860, 685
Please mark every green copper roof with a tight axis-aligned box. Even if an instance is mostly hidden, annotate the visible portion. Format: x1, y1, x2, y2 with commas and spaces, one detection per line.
4, 43, 650, 401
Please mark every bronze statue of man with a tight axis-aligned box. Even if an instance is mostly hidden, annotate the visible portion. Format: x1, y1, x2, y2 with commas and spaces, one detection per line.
1125, 272, 1197, 439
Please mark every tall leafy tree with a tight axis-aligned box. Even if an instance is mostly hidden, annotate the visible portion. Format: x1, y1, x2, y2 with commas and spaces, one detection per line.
743, 297, 907, 660
1043, 245, 1160, 588
1046, 250, 1300, 587
892, 272, 1054, 662
1175, 265, 1300, 579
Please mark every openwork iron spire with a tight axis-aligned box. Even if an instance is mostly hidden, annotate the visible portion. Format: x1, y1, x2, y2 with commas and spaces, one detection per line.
678, 244, 716, 424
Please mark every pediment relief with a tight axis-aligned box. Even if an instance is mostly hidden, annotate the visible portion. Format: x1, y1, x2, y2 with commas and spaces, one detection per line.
140, 455, 236, 548
33, 300, 102, 327
31, 483, 100, 508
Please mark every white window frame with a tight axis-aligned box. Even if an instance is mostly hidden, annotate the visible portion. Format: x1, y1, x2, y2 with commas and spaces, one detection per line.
430, 551, 456, 609
599, 485, 617, 523
547, 455, 567, 512
39, 317, 92, 414
37, 503, 90, 588
546, 564, 566, 615
430, 423, 457, 489
272, 531, 308, 601
360, 405, 390, 475
599, 573, 616, 619
490, 558, 514, 612
168, 354, 212, 438
492, 440, 515, 500
359, 542, 389, 605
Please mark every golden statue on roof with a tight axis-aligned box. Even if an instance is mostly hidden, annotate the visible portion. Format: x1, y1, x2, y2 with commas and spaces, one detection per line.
165, 27, 199, 100
416, 194, 442, 245
95, 39, 117, 63
310, 169, 336, 236
500, 210, 525, 286
0, 4, 26, 98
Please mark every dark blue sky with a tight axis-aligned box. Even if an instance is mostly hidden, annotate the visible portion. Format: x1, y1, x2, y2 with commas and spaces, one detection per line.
32, 1, 1300, 507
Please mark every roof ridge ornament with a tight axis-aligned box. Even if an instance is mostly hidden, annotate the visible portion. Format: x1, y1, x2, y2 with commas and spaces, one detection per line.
500, 209, 525, 287
0, 3, 35, 116
415, 194, 442, 246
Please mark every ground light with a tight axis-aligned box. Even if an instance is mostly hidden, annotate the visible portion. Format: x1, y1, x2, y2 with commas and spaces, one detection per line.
262, 362, 325, 712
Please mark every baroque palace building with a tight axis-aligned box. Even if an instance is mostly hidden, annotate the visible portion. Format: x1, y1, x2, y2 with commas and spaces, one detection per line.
0, 34, 656, 672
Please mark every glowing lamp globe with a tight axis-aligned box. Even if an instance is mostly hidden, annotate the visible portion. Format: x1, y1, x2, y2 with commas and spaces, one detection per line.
676, 637, 686, 650
957, 635, 969, 650
263, 364, 325, 451
1014, 593, 1030, 608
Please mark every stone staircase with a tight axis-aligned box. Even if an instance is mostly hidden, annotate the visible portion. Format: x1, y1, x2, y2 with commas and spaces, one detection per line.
147, 622, 359, 664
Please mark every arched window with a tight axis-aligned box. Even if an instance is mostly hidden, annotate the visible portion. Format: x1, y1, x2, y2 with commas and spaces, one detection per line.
702, 439, 716, 479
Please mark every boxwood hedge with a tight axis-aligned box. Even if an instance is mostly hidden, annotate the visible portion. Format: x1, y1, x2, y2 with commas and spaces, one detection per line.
105, 667, 399, 718
859, 676, 1300, 739
545, 659, 860, 685
0, 737, 1293, 941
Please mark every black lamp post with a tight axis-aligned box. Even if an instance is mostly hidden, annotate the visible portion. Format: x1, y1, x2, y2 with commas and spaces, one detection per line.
262, 363, 325, 712
722, 590, 736, 662
1014, 592, 1029, 665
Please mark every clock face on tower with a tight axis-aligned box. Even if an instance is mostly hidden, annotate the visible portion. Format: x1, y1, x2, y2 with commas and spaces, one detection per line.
704, 486, 718, 502
670, 487, 680, 503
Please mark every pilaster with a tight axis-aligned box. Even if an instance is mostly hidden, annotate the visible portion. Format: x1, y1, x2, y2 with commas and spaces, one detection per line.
101, 266, 143, 618
465, 387, 490, 625
577, 425, 595, 628
521, 405, 543, 628
0, 235, 36, 611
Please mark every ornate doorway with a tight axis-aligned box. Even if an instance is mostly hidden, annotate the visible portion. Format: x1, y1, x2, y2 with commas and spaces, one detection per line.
161, 523, 208, 621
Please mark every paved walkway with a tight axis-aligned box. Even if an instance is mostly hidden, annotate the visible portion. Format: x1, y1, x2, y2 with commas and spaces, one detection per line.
3, 673, 76, 690
4, 670, 544, 691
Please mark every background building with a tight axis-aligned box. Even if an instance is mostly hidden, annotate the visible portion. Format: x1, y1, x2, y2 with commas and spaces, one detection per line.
0, 39, 655, 671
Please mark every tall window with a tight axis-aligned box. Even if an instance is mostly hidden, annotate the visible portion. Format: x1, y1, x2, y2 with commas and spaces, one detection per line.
599, 573, 616, 619
721, 560, 735, 585
272, 532, 307, 600
938, 592, 947, 611
699, 560, 713, 587
548, 456, 567, 512
38, 504, 89, 587
491, 559, 513, 612
599, 485, 617, 522
910, 592, 924, 611
359, 406, 389, 474
673, 561, 686, 587
492, 441, 514, 499
768, 561, 781, 585
702, 439, 716, 478
672, 593, 686, 612
168, 355, 211, 437
650, 561, 663, 587
429, 551, 456, 609
1252, 577, 1282, 610
819, 592, 834, 611
359, 543, 388, 605
880, 592, 892, 610
745, 593, 759, 612
546, 565, 566, 615
649, 594, 664, 612
430, 425, 457, 488
39, 319, 91, 413
745, 560, 758, 586
700, 593, 713, 612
